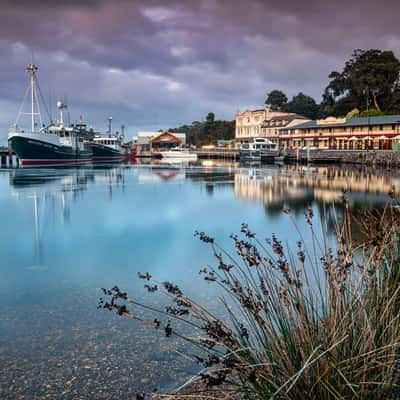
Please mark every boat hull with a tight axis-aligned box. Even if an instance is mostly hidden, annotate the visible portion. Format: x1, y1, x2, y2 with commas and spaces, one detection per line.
9, 134, 92, 167
240, 149, 279, 163
239, 149, 261, 161
161, 151, 197, 160
91, 143, 124, 162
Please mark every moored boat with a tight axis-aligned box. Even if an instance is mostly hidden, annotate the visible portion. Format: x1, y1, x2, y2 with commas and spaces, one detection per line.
91, 135, 125, 162
161, 148, 197, 160
239, 138, 279, 162
8, 64, 93, 167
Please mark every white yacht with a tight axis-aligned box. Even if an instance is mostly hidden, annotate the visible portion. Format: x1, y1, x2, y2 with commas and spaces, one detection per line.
239, 138, 279, 162
161, 148, 198, 161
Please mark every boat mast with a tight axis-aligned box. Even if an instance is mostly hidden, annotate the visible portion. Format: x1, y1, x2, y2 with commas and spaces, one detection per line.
27, 63, 38, 132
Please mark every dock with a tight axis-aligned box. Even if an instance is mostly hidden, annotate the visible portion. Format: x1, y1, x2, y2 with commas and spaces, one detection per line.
193, 149, 239, 161
0, 146, 16, 168
287, 149, 400, 167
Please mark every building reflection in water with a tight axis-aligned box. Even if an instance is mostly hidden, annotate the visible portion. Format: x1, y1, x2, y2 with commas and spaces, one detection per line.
234, 164, 400, 237
7, 163, 400, 266
234, 165, 399, 210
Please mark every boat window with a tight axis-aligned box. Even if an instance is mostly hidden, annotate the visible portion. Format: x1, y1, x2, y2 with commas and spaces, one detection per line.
65, 132, 69, 137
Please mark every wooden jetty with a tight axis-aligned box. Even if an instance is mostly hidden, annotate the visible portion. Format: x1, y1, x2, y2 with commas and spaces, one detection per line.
193, 149, 239, 161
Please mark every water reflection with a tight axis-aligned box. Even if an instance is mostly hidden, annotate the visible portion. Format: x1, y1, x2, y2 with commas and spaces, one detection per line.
0, 162, 397, 398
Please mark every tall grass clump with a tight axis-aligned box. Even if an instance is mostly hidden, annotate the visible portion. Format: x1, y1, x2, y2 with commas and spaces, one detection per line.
100, 198, 400, 399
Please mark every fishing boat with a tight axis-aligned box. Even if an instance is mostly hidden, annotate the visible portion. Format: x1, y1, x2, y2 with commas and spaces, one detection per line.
239, 138, 279, 162
8, 64, 92, 167
91, 135, 125, 162
160, 147, 198, 161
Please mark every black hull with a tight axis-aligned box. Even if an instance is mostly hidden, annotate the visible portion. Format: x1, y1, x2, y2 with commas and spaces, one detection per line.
91, 143, 124, 162
9, 136, 92, 167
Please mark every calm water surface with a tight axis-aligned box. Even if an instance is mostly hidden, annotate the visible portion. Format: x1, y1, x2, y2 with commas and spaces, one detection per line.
0, 162, 398, 399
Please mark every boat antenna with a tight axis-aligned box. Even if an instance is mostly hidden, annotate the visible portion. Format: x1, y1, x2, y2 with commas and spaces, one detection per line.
121, 124, 125, 142
65, 95, 71, 125
107, 116, 112, 137
27, 63, 38, 132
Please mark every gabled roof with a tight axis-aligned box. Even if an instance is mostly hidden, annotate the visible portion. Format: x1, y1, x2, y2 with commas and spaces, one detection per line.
150, 131, 182, 143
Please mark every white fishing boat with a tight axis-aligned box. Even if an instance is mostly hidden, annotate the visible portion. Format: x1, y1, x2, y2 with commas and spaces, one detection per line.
239, 138, 279, 162
161, 148, 198, 161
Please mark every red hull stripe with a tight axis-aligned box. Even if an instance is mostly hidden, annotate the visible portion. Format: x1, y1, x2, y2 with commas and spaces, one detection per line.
93, 156, 124, 161
21, 159, 92, 166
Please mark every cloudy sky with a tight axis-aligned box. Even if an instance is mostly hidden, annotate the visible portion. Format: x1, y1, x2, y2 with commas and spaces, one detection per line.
1, 0, 400, 143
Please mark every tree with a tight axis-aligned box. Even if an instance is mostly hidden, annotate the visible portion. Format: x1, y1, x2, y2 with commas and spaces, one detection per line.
169, 113, 235, 146
265, 90, 288, 111
285, 92, 319, 119
324, 49, 400, 114
206, 112, 215, 124
345, 108, 360, 119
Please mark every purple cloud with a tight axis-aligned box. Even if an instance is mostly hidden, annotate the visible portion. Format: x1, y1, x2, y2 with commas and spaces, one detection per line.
1, 0, 400, 143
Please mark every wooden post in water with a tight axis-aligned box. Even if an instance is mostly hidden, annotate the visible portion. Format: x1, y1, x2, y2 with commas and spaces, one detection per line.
8, 142, 13, 168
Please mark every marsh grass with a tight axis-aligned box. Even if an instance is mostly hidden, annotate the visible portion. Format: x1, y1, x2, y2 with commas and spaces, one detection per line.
100, 198, 400, 399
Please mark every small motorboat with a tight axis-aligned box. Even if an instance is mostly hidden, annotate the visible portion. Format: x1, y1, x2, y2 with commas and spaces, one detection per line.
161, 148, 198, 161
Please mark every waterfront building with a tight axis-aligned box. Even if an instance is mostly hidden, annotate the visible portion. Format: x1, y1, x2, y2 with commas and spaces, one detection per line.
279, 115, 400, 150
235, 108, 308, 145
261, 114, 309, 145
133, 131, 186, 152
150, 131, 184, 151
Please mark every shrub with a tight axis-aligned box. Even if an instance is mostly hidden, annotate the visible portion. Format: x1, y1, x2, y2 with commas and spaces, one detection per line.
100, 200, 400, 399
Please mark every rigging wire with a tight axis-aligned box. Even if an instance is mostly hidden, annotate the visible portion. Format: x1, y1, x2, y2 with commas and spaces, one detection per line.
34, 79, 43, 130
14, 84, 30, 128
36, 75, 52, 124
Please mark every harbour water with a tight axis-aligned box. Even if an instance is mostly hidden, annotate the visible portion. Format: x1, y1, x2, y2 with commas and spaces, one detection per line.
0, 162, 397, 399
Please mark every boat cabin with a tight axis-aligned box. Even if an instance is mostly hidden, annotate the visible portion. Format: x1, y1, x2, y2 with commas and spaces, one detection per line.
93, 136, 121, 149
240, 138, 277, 150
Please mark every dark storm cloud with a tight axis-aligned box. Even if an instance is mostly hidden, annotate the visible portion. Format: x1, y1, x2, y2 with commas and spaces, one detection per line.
1, 0, 400, 142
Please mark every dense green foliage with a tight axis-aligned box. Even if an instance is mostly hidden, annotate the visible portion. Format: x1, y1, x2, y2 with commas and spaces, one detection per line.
103, 202, 400, 399
169, 113, 235, 146
266, 90, 319, 119
169, 49, 400, 146
285, 92, 319, 119
269, 49, 400, 119
323, 49, 400, 116
265, 90, 288, 111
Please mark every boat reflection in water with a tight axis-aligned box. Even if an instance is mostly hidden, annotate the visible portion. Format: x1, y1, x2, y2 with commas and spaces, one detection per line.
2, 162, 400, 398
9, 166, 128, 267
